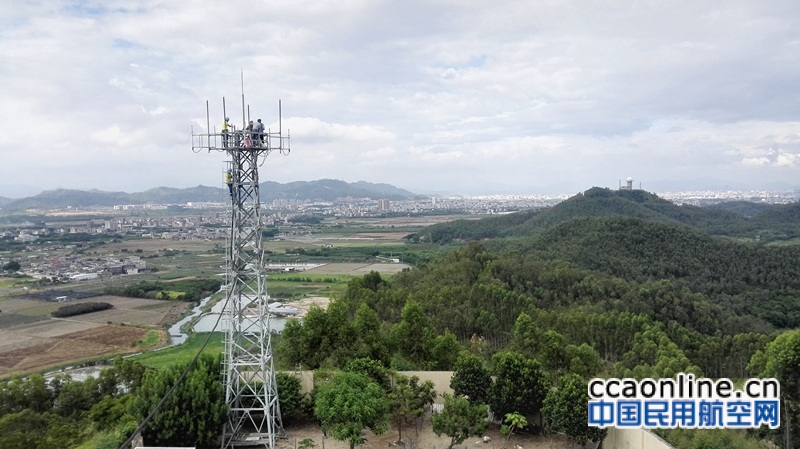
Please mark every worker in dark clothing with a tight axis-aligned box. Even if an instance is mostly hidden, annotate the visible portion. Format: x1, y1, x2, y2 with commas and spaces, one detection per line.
256, 119, 265, 144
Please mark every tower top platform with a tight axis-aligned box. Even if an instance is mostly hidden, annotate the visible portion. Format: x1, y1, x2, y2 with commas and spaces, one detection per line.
192, 128, 290, 156
192, 98, 290, 157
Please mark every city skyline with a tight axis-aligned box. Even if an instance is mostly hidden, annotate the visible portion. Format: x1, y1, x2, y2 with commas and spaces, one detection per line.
2, 1, 799, 198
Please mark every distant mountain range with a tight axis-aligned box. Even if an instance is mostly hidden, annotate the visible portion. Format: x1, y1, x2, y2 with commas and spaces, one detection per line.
0, 179, 424, 211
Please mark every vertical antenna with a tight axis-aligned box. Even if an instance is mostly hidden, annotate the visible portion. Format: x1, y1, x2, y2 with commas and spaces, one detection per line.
206, 101, 210, 148
241, 70, 246, 129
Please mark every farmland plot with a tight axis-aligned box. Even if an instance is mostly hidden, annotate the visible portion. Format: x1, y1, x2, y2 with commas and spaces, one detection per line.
0, 295, 175, 377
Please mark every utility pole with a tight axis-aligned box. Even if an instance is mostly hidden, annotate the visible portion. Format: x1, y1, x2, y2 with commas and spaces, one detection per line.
192, 93, 290, 449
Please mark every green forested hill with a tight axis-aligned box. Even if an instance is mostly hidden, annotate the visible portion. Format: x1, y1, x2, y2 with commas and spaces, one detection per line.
498, 216, 800, 329
510, 216, 800, 293
751, 201, 800, 237
414, 187, 800, 243
705, 200, 773, 217
407, 188, 800, 331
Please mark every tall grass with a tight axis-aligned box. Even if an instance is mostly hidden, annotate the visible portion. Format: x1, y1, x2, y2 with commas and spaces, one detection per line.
132, 332, 224, 369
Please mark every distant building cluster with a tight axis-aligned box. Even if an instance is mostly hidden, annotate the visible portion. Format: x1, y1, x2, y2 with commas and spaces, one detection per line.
659, 190, 800, 206
1, 248, 148, 283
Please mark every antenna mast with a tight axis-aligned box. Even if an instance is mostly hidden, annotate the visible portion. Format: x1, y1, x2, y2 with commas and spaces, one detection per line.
192, 90, 290, 449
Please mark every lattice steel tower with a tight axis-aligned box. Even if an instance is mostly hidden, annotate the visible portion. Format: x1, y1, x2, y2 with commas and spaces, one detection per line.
192, 98, 289, 449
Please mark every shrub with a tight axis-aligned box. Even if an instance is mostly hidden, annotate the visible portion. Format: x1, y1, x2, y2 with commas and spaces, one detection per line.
51, 302, 113, 318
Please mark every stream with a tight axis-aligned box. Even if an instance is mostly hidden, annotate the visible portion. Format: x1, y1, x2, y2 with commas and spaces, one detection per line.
168, 295, 289, 345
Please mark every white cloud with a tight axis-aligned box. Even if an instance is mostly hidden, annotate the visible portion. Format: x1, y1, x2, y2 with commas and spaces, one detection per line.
1, 0, 799, 196
741, 157, 770, 167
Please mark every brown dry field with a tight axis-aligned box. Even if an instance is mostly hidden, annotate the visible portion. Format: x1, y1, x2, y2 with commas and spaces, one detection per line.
278, 420, 575, 449
0, 296, 183, 377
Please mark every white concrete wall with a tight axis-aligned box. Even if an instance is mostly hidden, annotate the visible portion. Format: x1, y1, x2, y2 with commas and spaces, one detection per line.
604, 427, 675, 449
282, 370, 454, 402
395, 371, 454, 403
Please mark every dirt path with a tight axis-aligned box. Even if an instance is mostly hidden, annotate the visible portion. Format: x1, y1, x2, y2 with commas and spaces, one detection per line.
287, 296, 331, 318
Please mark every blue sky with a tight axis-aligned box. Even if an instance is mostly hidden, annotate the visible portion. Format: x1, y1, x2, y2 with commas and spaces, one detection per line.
1, 0, 799, 197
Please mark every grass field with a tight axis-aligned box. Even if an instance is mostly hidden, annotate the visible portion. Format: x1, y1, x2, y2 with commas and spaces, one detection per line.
11, 303, 62, 316
766, 237, 800, 246
0, 277, 31, 288
132, 332, 225, 369
304, 262, 410, 275
0, 313, 46, 328
267, 274, 350, 299
136, 330, 162, 348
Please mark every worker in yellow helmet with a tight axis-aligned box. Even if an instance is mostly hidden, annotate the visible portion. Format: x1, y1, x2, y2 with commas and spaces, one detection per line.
225, 169, 233, 196
222, 117, 232, 148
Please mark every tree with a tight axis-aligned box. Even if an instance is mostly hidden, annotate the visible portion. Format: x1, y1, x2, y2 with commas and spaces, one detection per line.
276, 373, 304, 423
131, 353, 227, 449
0, 374, 54, 416
565, 343, 603, 379
431, 394, 488, 449
488, 351, 548, 421
510, 312, 544, 357
543, 374, 606, 447
614, 324, 702, 379
88, 395, 135, 432
431, 330, 462, 370
539, 330, 569, 374
352, 304, 390, 365
279, 302, 355, 369
345, 357, 391, 391
111, 356, 148, 393
2, 260, 20, 272
391, 300, 435, 368
53, 376, 102, 419
450, 353, 491, 405
326, 298, 358, 366
0, 409, 82, 449
757, 329, 800, 449
388, 375, 436, 442
314, 371, 390, 449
